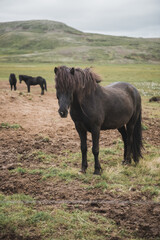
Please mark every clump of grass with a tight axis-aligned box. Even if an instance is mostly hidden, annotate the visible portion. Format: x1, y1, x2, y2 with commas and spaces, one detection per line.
19, 91, 24, 96
42, 168, 60, 180
28, 169, 44, 175
141, 186, 160, 198
142, 123, 149, 130
11, 167, 27, 174
42, 167, 77, 182
42, 136, 50, 142
94, 181, 108, 190
28, 211, 52, 224
31, 151, 54, 163
10, 167, 45, 176
0, 122, 21, 129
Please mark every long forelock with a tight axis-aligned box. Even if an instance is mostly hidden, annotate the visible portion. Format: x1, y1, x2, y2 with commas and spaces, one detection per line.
55, 66, 102, 94
55, 66, 75, 92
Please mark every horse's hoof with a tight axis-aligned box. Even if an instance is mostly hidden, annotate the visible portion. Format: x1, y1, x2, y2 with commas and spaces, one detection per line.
93, 168, 103, 175
79, 169, 86, 174
122, 160, 131, 165
134, 161, 139, 166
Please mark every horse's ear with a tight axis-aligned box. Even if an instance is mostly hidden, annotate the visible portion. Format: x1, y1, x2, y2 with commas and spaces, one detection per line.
54, 67, 58, 75
70, 68, 75, 75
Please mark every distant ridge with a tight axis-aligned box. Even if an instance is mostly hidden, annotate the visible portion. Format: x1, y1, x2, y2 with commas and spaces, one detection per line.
0, 20, 82, 34
0, 20, 159, 64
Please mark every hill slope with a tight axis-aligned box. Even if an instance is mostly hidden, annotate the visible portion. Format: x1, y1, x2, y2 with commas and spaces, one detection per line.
0, 20, 160, 64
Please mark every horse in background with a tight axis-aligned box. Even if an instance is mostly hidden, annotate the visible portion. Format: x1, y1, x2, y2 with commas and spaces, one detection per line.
9, 73, 17, 91
19, 75, 47, 95
54, 66, 143, 175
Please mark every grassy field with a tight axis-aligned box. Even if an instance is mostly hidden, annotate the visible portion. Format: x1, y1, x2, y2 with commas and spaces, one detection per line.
0, 63, 160, 239
0, 63, 160, 96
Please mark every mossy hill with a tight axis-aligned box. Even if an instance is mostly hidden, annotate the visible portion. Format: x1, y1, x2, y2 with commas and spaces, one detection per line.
0, 20, 159, 64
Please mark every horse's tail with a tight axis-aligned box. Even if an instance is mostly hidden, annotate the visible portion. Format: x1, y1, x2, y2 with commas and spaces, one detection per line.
43, 79, 47, 91
132, 109, 143, 163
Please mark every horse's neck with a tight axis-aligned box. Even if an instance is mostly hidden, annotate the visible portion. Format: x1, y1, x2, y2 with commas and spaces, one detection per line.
23, 77, 29, 82
71, 91, 91, 113
72, 93, 80, 107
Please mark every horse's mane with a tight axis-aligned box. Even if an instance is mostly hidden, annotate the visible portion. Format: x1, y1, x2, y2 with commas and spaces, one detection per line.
55, 66, 102, 95
19, 75, 33, 79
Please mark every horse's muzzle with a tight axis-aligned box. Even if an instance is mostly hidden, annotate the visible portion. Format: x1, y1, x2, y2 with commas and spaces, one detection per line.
58, 109, 68, 118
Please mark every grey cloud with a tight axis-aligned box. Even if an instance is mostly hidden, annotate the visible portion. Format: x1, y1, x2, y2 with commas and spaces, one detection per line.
0, 0, 160, 37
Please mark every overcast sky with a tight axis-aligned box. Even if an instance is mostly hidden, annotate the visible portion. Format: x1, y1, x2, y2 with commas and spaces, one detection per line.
0, 0, 160, 37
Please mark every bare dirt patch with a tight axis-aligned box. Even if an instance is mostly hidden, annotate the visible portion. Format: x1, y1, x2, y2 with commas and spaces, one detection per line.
0, 81, 160, 239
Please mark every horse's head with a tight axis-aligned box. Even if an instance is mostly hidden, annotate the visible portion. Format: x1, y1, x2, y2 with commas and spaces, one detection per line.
54, 66, 74, 118
19, 75, 22, 83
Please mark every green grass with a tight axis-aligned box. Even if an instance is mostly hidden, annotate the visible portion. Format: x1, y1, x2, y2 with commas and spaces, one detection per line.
30, 151, 55, 163
0, 63, 54, 87
0, 122, 21, 129
0, 63, 160, 96
0, 193, 132, 240
11, 142, 160, 202
96, 64, 160, 96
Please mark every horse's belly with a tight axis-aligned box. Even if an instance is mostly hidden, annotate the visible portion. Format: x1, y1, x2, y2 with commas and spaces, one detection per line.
31, 82, 38, 85
101, 121, 124, 130
101, 112, 132, 130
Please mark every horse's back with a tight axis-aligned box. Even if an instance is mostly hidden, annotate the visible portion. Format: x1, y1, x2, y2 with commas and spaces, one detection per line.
105, 82, 141, 103
107, 82, 136, 91
99, 82, 141, 129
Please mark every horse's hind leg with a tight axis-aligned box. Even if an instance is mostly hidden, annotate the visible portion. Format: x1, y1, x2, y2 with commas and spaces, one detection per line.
14, 84, 16, 91
118, 126, 129, 164
125, 122, 135, 164
41, 85, 44, 95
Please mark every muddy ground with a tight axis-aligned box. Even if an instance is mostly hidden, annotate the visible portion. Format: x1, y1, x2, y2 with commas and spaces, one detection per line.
0, 82, 160, 239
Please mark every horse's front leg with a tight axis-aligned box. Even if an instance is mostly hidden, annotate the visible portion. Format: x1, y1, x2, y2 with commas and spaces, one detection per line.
75, 123, 88, 173
92, 128, 102, 175
27, 84, 30, 93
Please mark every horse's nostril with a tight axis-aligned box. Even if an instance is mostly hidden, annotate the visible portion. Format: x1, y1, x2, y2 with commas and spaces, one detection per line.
60, 112, 64, 116
58, 110, 68, 118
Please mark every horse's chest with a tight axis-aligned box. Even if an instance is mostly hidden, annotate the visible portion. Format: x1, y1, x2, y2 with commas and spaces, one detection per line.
70, 111, 92, 132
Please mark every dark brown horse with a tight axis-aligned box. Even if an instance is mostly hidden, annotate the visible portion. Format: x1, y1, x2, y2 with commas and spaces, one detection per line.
9, 73, 17, 91
19, 75, 47, 95
54, 66, 143, 175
